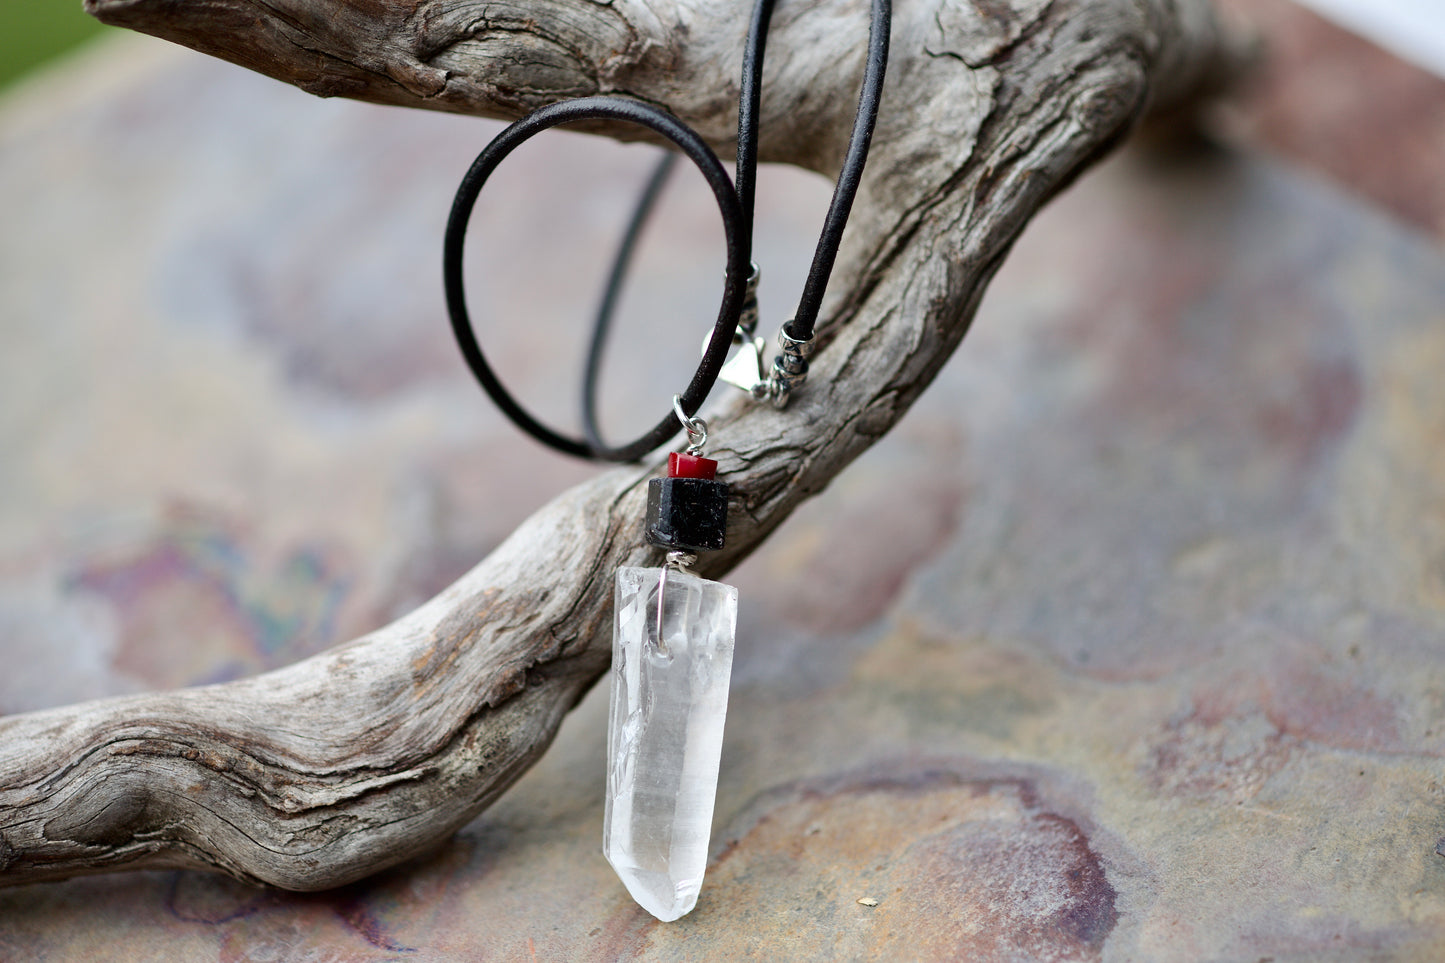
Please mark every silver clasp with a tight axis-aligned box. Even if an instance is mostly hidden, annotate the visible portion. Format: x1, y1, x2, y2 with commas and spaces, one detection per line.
704, 262, 770, 400
704, 263, 814, 407
767, 325, 813, 408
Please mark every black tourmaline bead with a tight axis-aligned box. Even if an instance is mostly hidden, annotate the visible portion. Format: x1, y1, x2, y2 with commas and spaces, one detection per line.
645, 477, 729, 552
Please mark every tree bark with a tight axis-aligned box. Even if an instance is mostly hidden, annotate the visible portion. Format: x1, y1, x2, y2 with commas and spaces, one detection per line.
0, 0, 1238, 889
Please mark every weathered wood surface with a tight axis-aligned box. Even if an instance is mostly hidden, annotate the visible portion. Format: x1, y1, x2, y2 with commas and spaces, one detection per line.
0, 0, 1239, 891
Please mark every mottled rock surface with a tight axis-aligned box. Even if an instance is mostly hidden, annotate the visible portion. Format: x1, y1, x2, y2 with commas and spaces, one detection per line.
3, 9, 1445, 960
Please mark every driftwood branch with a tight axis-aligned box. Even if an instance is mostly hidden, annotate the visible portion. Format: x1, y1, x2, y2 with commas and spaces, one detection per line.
0, 0, 1237, 888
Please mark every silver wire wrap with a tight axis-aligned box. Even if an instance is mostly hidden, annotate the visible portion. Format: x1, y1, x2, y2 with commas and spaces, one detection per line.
653, 550, 698, 655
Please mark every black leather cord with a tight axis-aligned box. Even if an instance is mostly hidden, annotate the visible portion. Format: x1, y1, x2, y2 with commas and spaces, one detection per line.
445, 0, 889, 462
789, 0, 890, 343
733, 0, 777, 260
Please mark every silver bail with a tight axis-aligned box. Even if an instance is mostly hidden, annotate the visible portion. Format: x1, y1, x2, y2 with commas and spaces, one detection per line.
671, 395, 708, 455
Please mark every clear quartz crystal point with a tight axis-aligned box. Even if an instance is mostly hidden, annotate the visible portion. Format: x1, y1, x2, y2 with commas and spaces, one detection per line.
605, 565, 738, 922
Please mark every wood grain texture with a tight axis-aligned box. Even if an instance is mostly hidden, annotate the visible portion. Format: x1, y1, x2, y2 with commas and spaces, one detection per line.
0, 0, 1235, 889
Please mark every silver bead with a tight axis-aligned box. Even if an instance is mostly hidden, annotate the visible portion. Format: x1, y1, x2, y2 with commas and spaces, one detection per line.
768, 325, 813, 408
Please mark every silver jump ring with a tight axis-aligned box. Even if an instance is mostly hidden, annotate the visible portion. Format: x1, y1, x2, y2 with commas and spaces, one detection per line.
671, 394, 708, 454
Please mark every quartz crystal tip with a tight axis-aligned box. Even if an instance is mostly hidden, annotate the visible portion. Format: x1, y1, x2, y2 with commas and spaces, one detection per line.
613, 869, 701, 923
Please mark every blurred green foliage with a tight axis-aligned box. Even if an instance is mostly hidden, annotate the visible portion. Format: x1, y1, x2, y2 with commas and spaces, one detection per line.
1, 0, 111, 90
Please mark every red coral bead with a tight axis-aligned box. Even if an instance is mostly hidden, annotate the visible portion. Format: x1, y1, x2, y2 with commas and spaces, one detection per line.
668, 452, 718, 480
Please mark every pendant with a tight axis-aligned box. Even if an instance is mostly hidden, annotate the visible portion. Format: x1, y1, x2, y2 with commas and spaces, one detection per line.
604, 429, 737, 921
604, 562, 737, 921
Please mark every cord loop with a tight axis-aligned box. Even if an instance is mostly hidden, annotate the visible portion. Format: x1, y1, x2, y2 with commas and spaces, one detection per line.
444, 0, 891, 461
443, 99, 747, 463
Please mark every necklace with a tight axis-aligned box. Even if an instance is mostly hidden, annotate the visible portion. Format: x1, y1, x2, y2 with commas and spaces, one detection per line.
442, 0, 890, 921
